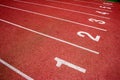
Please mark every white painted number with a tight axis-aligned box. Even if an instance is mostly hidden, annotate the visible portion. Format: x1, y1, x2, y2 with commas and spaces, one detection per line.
77, 31, 100, 42
96, 11, 109, 15
103, 3, 113, 5
99, 6, 111, 9
88, 18, 105, 24
55, 57, 86, 73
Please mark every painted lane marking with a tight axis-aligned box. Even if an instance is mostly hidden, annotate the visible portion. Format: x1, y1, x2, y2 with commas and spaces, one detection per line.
0, 19, 99, 54
55, 57, 86, 73
14, 0, 110, 19
0, 58, 34, 80
77, 31, 100, 42
99, 6, 111, 10
74, 0, 106, 5
88, 18, 106, 24
46, 0, 112, 12
0, 4, 107, 32
75, 0, 114, 7
103, 2, 113, 6
96, 11, 109, 15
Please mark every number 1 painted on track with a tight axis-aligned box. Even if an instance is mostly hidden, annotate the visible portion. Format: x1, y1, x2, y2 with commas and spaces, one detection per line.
55, 57, 86, 73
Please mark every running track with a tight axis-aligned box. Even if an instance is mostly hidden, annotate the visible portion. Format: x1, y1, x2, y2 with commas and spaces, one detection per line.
0, 0, 120, 80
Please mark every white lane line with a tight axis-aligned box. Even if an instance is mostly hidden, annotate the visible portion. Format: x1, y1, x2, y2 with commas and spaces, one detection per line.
74, 0, 113, 6
14, 0, 110, 19
74, 0, 103, 5
0, 4, 107, 32
0, 58, 34, 80
0, 19, 99, 54
74, 0, 114, 7
46, 0, 112, 12
80, 1, 113, 6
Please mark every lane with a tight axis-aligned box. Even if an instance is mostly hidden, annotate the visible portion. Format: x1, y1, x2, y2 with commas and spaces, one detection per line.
73, 0, 120, 12
0, 63, 26, 80
0, 20, 120, 80
13, 0, 110, 19
55, 0, 120, 13
0, 58, 34, 80
76, 0, 109, 3
24, 0, 112, 18
0, 18, 99, 54
74, 0, 114, 6
0, 6, 107, 53
82, 0, 120, 9
48, 0, 120, 13
56, 0, 114, 10
0, 3, 109, 32
11, 0, 119, 27
0, 0, 120, 80
46, 0, 112, 12
0, 21, 98, 80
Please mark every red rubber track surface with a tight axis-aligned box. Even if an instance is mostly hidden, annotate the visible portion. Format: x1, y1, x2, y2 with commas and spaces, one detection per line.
0, 0, 120, 80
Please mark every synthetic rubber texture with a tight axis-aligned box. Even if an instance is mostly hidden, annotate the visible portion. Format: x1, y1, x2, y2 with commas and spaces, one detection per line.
0, 0, 120, 80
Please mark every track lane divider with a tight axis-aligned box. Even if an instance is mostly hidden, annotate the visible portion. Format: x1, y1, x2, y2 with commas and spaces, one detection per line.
74, 0, 114, 6
0, 19, 99, 54
0, 58, 34, 80
14, 0, 110, 19
46, 0, 112, 12
0, 4, 107, 32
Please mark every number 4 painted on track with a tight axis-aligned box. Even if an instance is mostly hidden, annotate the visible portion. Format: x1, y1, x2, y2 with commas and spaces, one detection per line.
54, 57, 86, 73
96, 11, 109, 15
99, 6, 111, 9
103, 3, 113, 5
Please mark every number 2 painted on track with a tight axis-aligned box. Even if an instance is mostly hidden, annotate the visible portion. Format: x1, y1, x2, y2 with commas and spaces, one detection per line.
88, 18, 105, 24
77, 31, 100, 42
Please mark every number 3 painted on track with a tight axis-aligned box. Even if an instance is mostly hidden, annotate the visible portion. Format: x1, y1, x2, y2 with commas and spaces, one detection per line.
77, 31, 100, 42
88, 18, 105, 24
